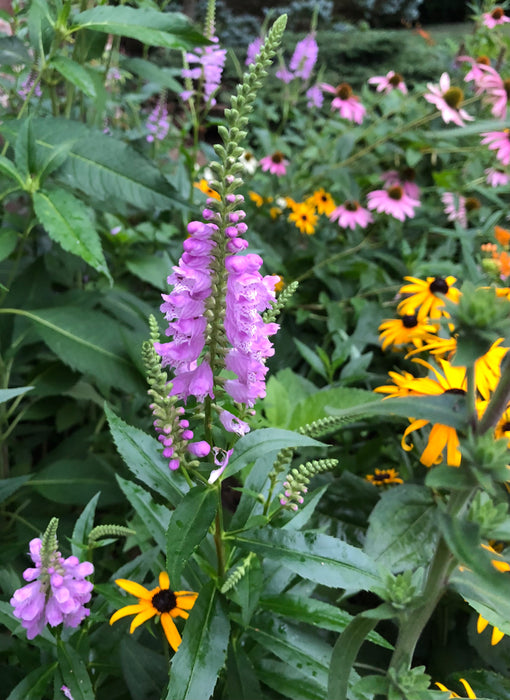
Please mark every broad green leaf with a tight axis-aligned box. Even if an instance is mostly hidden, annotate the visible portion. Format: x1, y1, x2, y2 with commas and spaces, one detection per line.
0, 386, 34, 403
105, 404, 188, 506
231, 555, 263, 627
254, 659, 324, 700
8, 306, 143, 393
0, 474, 30, 504
116, 475, 170, 551
57, 640, 94, 700
33, 188, 109, 278
50, 56, 97, 98
73, 7, 208, 50
125, 251, 173, 290
248, 616, 331, 690
165, 582, 230, 700
31, 457, 120, 506
122, 56, 183, 93
0, 36, 31, 65
294, 338, 328, 380
0, 230, 18, 261
6, 662, 57, 700
14, 117, 35, 179
328, 615, 378, 700
229, 450, 279, 531
120, 636, 168, 700
365, 485, 439, 572
0, 155, 24, 187
327, 393, 468, 431
260, 594, 392, 649
0, 117, 183, 212
71, 492, 100, 557
234, 528, 380, 591
166, 486, 217, 584
223, 428, 324, 480
225, 643, 262, 700
289, 387, 380, 431
282, 484, 329, 531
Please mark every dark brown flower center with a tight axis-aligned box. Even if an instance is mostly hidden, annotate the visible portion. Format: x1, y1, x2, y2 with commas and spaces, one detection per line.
402, 314, 418, 328
372, 471, 391, 482
503, 79, 510, 100
443, 86, 464, 109
492, 7, 504, 19
477, 55, 490, 65
501, 421, 510, 433
465, 196, 481, 211
152, 589, 177, 613
402, 167, 415, 181
272, 151, 284, 163
344, 200, 359, 211
387, 185, 403, 200
336, 83, 352, 100
443, 388, 466, 396
389, 72, 403, 86
244, 151, 254, 161
301, 214, 309, 221
429, 276, 449, 294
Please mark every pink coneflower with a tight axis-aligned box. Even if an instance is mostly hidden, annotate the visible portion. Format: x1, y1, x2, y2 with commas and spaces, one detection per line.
441, 192, 467, 227
329, 200, 373, 229
260, 151, 289, 176
368, 70, 407, 94
424, 72, 473, 126
483, 7, 510, 28
381, 169, 420, 200
458, 55, 491, 85
475, 64, 510, 119
486, 167, 510, 187
481, 130, 510, 166
321, 82, 366, 124
367, 186, 420, 221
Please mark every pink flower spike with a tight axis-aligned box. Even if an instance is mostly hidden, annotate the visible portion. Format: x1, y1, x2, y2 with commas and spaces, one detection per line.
329, 200, 373, 230
260, 151, 289, 176
367, 186, 420, 221
483, 7, 510, 28
245, 37, 263, 66
424, 72, 473, 126
441, 192, 467, 228
481, 130, 510, 165
368, 70, 407, 94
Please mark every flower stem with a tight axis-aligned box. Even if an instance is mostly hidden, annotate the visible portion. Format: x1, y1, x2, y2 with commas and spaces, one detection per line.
478, 354, 510, 434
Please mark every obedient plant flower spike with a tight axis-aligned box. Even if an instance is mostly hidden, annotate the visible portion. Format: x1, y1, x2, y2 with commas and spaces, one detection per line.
280, 459, 338, 510
40, 516, 59, 565
205, 0, 216, 40
263, 280, 298, 323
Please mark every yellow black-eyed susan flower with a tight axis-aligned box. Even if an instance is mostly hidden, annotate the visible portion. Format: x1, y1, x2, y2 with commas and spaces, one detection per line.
307, 188, 336, 216
378, 313, 437, 351
110, 572, 198, 651
397, 275, 461, 320
288, 201, 318, 235
365, 468, 403, 486
477, 614, 505, 645
435, 678, 477, 697
194, 179, 220, 200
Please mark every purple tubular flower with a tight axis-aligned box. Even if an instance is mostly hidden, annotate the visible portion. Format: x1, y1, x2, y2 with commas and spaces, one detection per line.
183, 37, 226, 106
208, 447, 234, 483
306, 84, 323, 108
10, 538, 93, 640
289, 34, 318, 80
246, 37, 263, 66
219, 409, 251, 436
224, 254, 280, 406
146, 103, 169, 143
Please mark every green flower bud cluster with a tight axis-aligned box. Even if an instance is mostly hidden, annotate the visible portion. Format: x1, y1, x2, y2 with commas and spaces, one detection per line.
221, 552, 256, 593
461, 431, 510, 488
263, 280, 299, 323
387, 665, 432, 699
374, 569, 424, 612
279, 458, 338, 510
88, 524, 136, 546
468, 491, 510, 539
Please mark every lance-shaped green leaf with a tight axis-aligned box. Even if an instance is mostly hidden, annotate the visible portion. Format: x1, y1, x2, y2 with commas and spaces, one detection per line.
0, 386, 34, 403
260, 594, 392, 648
50, 56, 97, 98
73, 7, 208, 50
122, 57, 183, 93
165, 582, 230, 700
223, 428, 325, 480
234, 528, 380, 591
0, 36, 31, 66
0, 155, 24, 188
116, 476, 170, 551
33, 188, 110, 278
0, 475, 30, 504
328, 615, 379, 700
225, 643, 262, 700
255, 659, 324, 700
71, 492, 100, 557
7, 306, 143, 393
365, 485, 439, 573
326, 393, 468, 430
105, 404, 188, 507
166, 486, 217, 584
6, 662, 57, 700
57, 640, 94, 700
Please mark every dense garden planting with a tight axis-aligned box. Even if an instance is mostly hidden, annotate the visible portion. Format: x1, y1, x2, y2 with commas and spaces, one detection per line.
3, 1, 510, 698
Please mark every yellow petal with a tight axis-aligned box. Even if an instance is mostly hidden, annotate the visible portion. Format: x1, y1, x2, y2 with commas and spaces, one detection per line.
129, 607, 157, 633
110, 603, 147, 626
477, 614, 489, 634
161, 612, 182, 652
491, 626, 505, 645
159, 571, 170, 590
459, 678, 476, 698
401, 419, 429, 452
420, 423, 448, 467
175, 592, 198, 610
171, 609, 189, 620
115, 578, 152, 600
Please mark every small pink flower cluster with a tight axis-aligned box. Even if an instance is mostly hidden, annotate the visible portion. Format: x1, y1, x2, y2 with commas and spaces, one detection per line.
146, 103, 169, 143
10, 538, 93, 640
181, 37, 227, 106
